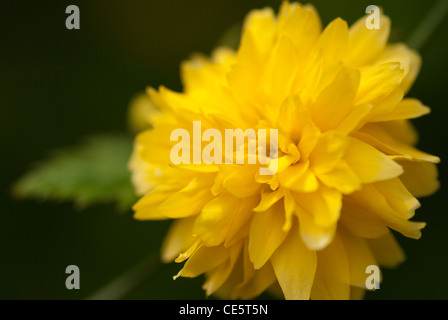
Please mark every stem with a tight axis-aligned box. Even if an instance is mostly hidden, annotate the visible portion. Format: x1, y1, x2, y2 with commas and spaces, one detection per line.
407, 0, 448, 50
86, 252, 162, 300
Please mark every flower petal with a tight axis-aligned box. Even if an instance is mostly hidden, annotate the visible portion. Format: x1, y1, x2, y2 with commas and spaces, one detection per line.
161, 217, 197, 262
278, 161, 319, 193
345, 14, 390, 67
374, 43, 421, 95
221, 165, 261, 198
254, 187, 286, 212
335, 104, 372, 135
347, 181, 426, 239
344, 137, 403, 183
157, 178, 214, 218
194, 193, 255, 246
296, 204, 337, 251
311, 234, 350, 299
262, 36, 301, 106
249, 203, 288, 269
316, 162, 361, 195
309, 67, 360, 131
380, 98, 430, 122
397, 160, 440, 197
228, 8, 276, 104
340, 199, 389, 239
315, 17, 349, 69
232, 245, 276, 299
133, 188, 173, 220
309, 131, 348, 174
339, 228, 377, 288
293, 185, 342, 228
277, 2, 322, 57
271, 221, 317, 300
355, 62, 404, 107
176, 245, 229, 278
367, 231, 405, 268
354, 122, 440, 163
202, 242, 242, 296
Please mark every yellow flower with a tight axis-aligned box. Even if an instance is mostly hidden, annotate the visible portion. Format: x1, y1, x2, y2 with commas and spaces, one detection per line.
129, 2, 440, 299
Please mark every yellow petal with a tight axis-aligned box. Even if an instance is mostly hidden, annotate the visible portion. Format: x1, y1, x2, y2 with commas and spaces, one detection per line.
309, 131, 348, 174
344, 137, 404, 183
397, 160, 440, 197
233, 262, 276, 299
354, 122, 440, 163
381, 98, 430, 122
137, 126, 176, 165
363, 87, 404, 123
194, 193, 254, 247
295, 204, 337, 251
283, 190, 296, 232
221, 164, 261, 198
293, 47, 323, 104
232, 245, 276, 299
374, 178, 420, 219
172, 163, 219, 173
278, 161, 319, 193
309, 67, 360, 131
181, 48, 235, 94
249, 203, 288, 269
345, 14, 390, 67
277, 2, 321, 57
175, 240, 202, 263
374, 43, 421, 94
228, 8, 276, 104
202, 242, 242, 296
314, 17, 349, 69
340, 199, 389, 239
133, 188, 173, 220
242, 7, 277, 57
277, 95, 309, 142
127, 92, 159, 133
262, 36, 301, 106
176, 245, 229, 278
157, 178, 214, 219
298, 123, 321, 160
254, 187, 286, 212
370, 119, 418, 146
293, 185, 342, 228
267, 154, 297, 175
225, 196, 259, 247
367, 231, 405, 268
316, 162, 361, 195
311, 234, 350, 300
128, 143, 157, 195
335, 104, 372, 135
157, 86, 200, 114
210, 245, 246, 299
347, 182, 426, 239
161, 217, 197, 263
271, 221, 317, 300
339, 228, 377, 288
355, 62, 404, 106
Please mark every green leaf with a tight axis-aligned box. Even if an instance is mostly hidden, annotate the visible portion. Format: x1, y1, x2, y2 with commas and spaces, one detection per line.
13, 134, 137, 211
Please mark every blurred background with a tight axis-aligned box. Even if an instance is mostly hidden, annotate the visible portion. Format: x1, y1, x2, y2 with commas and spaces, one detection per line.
1, 0, 447, 300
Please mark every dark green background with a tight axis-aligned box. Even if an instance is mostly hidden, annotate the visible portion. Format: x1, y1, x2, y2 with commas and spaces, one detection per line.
1, 0, 447, 299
